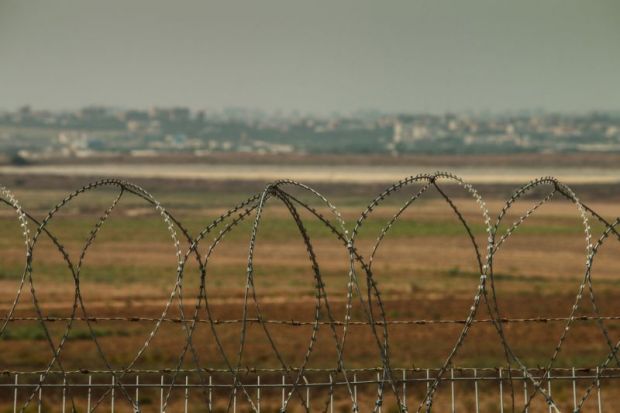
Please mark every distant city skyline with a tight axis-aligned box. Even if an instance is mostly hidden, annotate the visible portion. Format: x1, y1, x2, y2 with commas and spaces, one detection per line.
3, 104, 619, 118
4, 104, 619, 159
1, 0, 619, 114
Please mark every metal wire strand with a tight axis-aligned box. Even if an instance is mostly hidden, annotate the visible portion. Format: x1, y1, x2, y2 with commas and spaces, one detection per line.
0, 173, 618, 413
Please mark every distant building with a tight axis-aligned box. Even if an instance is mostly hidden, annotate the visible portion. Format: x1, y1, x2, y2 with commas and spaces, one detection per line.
393, 120, 430, 143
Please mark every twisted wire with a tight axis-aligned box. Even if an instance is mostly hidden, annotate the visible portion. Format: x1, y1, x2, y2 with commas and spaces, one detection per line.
0, 173, 617, 412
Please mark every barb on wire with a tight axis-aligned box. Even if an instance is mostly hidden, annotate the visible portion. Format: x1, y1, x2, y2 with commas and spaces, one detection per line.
0, 173, 617, 412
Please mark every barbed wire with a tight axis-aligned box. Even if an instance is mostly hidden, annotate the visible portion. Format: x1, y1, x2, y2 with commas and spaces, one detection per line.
6, 315, 620, 325
0, 172, 618, 412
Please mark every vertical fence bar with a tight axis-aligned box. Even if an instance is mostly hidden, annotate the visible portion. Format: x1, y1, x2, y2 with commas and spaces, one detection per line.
402, 369, 407, 410
13, 374, 18, 413
135, 375, 140, 412
596, 366, 602, 413
523, 369, 528, 413
62, 375, 67, 413
38, 374, 42, 413
257, 375, 261, 413
499, 368, 504, 413
330, 374, 334, 413
111, 375, 116, 413
426, 369, 430, 394
184, 376, 189, 413
572, 367, 577, 412
450, 368, 455, 413
304, 376, 310, 411
474, 369, 479, 413
233, 385, 237, 413
353, 373, 358, 411
547, 370, 552, 413
87, 375, 92, 413
13, 368, 613, 413
281, 375, 285, 411
160, 375, 164, 413
377, 372, 382, 413
209, 375, 213, 412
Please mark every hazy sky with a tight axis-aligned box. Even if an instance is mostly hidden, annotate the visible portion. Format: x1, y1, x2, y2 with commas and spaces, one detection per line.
1, 0, 619, 114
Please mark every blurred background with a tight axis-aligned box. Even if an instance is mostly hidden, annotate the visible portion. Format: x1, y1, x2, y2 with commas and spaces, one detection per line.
0, 1, 619, 411
1, 0, 619, 181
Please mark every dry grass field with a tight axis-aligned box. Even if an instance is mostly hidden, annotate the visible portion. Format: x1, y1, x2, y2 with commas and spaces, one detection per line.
0, 174, 618, 411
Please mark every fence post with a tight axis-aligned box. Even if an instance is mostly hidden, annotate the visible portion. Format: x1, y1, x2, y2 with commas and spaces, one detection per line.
596, 366, 602, 413
303, 375, 310, 411
87, 375, 92, 413
184, 375, 189, 413
38, 374, 42, 413
281, 375, 285, 411
498, 368, 503, 413
523, 369, 528, 413
571, 367, 577, 411
135, 375, 140, 412
62, 374, 67, 413
257, 375, 261, 413
548, 370, 553, 413
474, 369, 479, 413
377, 372, 382, 413
13, 374, 18, 413
450, 368, 455, 413
330, 374, 334, 413
233, 384, 237, 413
160, 375, 164, 413
111, 375, 115, 413
402, 369, 407, 411
353, 373, 358, 412
209, 375, 213, 412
